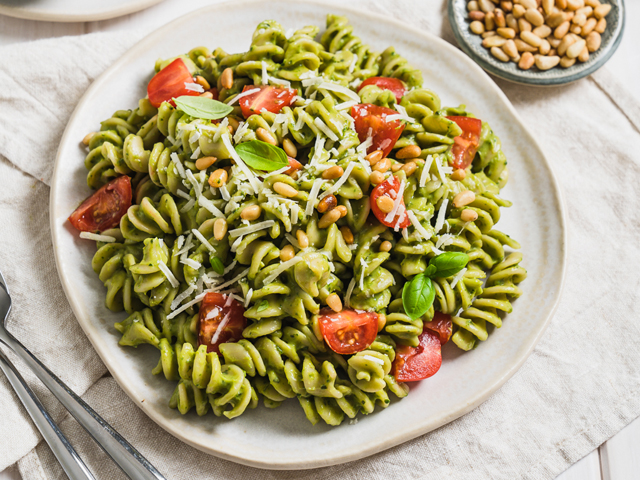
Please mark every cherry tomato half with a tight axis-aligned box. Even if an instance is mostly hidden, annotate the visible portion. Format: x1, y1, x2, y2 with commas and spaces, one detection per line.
68, 176, 132, 233
393, 328, 442, 382
197, 293, 247, 354
285, 156, 303, 176
358, 77, 407, 102
351, 104, 406, 158
446, 116, 482, 170
424, 311, 453, 345
238, 85, 298, 119
318, 308, 378, 355
370, 175, 411, 229
147, 58, 199, 108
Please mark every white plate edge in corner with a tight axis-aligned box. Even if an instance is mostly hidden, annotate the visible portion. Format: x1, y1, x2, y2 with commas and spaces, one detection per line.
49, 0, 567, 470
0, 0, 165, 23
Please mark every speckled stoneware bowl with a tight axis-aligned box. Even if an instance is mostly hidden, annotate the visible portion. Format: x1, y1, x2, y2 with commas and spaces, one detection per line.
51, 0, 566, 470
449, 0, 625, 86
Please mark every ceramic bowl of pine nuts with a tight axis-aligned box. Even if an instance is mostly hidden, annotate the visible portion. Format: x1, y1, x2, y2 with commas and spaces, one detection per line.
448, 0, 625, 85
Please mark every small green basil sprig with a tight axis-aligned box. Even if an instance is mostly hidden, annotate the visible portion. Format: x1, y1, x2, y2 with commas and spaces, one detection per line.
174, 95, 233, 120
402, 252, 469, 320
235, 140, 289, 171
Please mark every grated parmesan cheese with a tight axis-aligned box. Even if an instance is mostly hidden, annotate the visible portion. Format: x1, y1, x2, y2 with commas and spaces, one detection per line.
170, 285, 196, 310
384, 179, 406, 223
221, 133, 261, 193
335, 100, 358, 111
226, 87, 260, 106
262, 256, 304, 285
451, 268, 467, 288
319, 162, 355, 199
166, 292, 208, 320
157, 261, 179, 288
407, 210, 431, 240
261, 61, 269, 86
220, 185, 231, 201
210, 313, 231, 345
313, 117, 339, 142
305, 178, 324, 216
170, 153, 187, 179
210, 268, 250, 292
79, 232, 116, 243
344, 278, 356, 308
434, 198, 449, 234
359, 258, 368, 290
198, 196, 224, 218
179, 199, 196, 213
190, 146, 201, 160
191, 228, 216, 252
316, 81, 361, 103
363, 354, 385, 365
419, 154, 434, 188
244, 288, 254, 307
181, 257, 202, 270
184, 82, 204, 93
228, 220, 275, 238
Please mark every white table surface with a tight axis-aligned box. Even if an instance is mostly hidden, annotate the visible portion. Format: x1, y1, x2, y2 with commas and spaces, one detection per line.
0, 0, 638, 478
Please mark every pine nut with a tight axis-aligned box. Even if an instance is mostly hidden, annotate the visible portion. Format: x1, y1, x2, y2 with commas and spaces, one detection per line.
554, 20, 571, 38
82, 132, 96, 146
491, 46, 511, 62
506, 13, 519, 31
548, 48, 557, 57
539, 39, 551, 55
453, 190, 476, 208
495, 9, 507, 28
391, 163, 403, 172
525, 8, 544, 26
547, 12, 566, 28
548, 36, 562, 48
518, 18, 532, 32
221, 68, 234, 89
585, 0, 600, 7
581, 17, 597, 36
471, 21, 485, 34
280, 245, 295, 261
586, 31, 601, 52
195, 75, 211, 90
213, 218, 227, 241
469, 10, 486, 21
512, 4, 526, 18
401, 162, 418, 176
366, 150, 384, 165
460, 208, 479, 222
468, 0, 479, 11
282, 138, 297, 158
326, 293, 342, 313
521, 30, 543, 47
340, 226, 354, 244
272, 181, 298, 198
558, 34, 577, 55
519, 0, 537, 9
256, 127, 277, 145
533, 24, 551, 38
501, 1, 513, 11
556, 0, 568, 8
566, 38, 586, 58
196, 156, 217, 170
485, 11, 496, 31
241, 205, 262, 221
483, 31, 498, 39
318, 208, 341, 228
335, 205, 348, 218
595, 18, 606, 34
577, 45, 589, 62
451, 168, 466, 181
296, 230, 309, 248
503, 39, 519, 58
518, 51, 535, 69
322, 165, 344, 179
576, 6, 593, 16
567, 0, 584, 10
208, 168, 228, 188
380, 241, 392, 252
498, 27, 516, 38
572, 13, 587, 26
479, 0, 495, 13
542, 0, 554, 15
515, 39, 538, 52
484, 35, 508, 48
377, 313, 387, 332
535, 54, 561, 70
370, 171, 385, 185
199, 91, 213, 99
376, 195, 395, 213
373, 157, 391, 173
317, 194, 337, 214
396, 145, 421, 159
560, 52, 573, 65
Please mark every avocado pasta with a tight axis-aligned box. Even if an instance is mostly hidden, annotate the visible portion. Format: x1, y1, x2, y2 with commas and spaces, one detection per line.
72, 14, 525, 426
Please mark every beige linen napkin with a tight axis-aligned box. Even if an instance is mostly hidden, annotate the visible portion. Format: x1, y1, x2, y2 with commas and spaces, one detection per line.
1, 2, 640, 478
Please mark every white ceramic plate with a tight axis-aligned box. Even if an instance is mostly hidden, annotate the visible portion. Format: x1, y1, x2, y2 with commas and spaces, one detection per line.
50, 0, 566, 470
0, 0, 164, 22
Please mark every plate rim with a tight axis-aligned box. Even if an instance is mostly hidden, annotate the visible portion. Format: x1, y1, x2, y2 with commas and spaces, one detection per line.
49, 0, 568, 469
0, 0, 165, 22
447, 0, 627, 86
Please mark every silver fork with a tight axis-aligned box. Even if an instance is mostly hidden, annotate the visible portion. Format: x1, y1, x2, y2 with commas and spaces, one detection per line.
0, 271, 165, 480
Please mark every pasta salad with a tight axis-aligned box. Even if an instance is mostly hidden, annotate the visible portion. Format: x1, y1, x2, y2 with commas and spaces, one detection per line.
69, 14, 526, 426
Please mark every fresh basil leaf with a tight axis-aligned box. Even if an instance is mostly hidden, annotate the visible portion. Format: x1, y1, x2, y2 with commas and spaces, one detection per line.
424, 264, 437, 278
429, 252, 469, 278
256, 300, 269, 312
235, 140, 288, 172
402, 273, 435, 321
210, 257, 224, 275
174, 96, 233, 120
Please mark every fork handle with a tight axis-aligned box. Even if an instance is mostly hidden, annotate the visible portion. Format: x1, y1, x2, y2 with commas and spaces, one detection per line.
5, 335, 165, 480
0, 351, 95, 480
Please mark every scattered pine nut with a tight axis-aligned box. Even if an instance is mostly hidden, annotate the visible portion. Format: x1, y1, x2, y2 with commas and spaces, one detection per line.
380, 241, 392, 252
401, 162, 418, 176
318, 209, 341, 228
296, 230, 309, 249
280, 245, 295, 262
317, 194, 337, 214
82, 132, 96, 146
196, 156, 217, 170
453, 190, 476, 208
322, 165, 344, 180
256, 127, 277, 145
365, 150, 384, 165
340, 226, 354, 244
213, 218, 227, 241
240, 205, 262, 221
195, 75, 211, 90
335, 205, 348, 218
221, 68, 234, 90
395, 145, 421, 159
208, 168, 228, 188
326, 293, 343, 313
373, 157, 391, 173
451, 168, 467, 181
376, 195, 395, 213
199, 91, 214, 99
460, 209, 479, 222
282, 138, 297, 158
369, 171, 385, 185
273, 181, 298, 198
